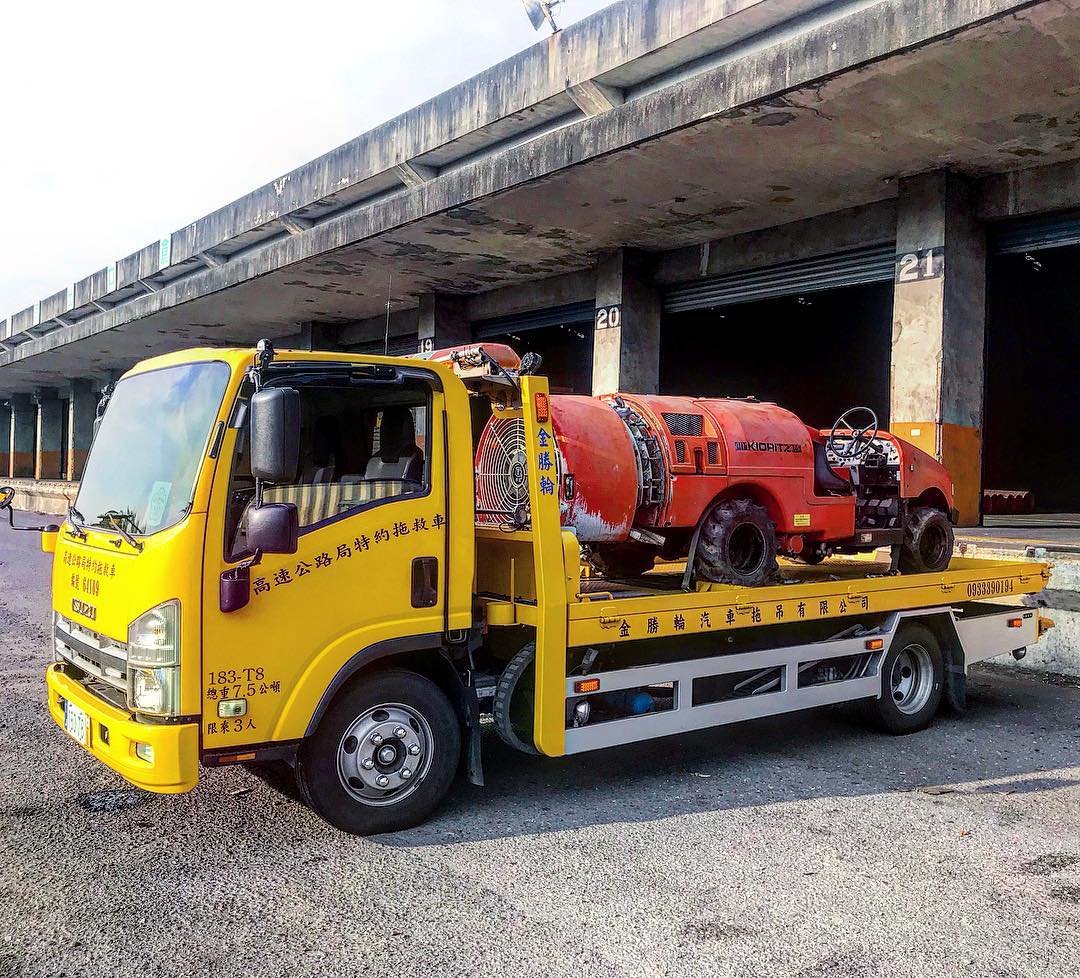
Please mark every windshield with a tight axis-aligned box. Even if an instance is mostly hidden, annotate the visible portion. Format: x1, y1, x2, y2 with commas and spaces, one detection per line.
75, 361, 231, 535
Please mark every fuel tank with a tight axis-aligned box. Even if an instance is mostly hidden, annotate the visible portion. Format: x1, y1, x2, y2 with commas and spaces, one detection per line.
474, 393, 813, 541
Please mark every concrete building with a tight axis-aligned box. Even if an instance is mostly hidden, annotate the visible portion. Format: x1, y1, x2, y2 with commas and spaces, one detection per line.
5, 0, 1080, 528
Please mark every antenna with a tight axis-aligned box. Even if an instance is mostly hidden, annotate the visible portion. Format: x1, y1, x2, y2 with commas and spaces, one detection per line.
521, 0, 563, 32
383, 271, 393, 356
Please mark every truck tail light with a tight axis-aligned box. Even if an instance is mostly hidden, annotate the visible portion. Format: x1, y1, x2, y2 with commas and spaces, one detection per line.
534, 392, 550, 423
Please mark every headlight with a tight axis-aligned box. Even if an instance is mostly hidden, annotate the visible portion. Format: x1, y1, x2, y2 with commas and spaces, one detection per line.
128, 601, 180, 716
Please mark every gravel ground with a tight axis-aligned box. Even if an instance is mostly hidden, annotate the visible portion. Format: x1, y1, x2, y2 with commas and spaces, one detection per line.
1, 520, 1079, 978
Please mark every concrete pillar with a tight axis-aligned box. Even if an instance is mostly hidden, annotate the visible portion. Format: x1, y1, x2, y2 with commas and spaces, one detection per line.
417, 294, 470, 354
67, 379, 97, 481
35, 390, 64, 481
889, 172, 985, 526
9, 395, 35, 479
591, 249, 661, 395
0, 403, 9, 479
298, 322, 344, 351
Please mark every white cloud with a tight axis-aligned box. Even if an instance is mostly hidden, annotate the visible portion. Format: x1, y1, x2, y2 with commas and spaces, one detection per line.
0, 0, 613, 315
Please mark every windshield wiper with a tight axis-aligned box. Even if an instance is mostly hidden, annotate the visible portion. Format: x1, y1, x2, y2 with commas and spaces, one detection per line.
99, 510, 144, 553
66, 506, 87, 540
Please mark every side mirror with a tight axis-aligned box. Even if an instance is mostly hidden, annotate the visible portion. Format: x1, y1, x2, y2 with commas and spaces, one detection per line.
0, 486, 13, 511
250, 387, 300, 483
247, 502, 298, 555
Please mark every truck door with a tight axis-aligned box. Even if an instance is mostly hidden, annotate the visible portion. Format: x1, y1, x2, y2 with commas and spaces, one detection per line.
201, 365, 450, 752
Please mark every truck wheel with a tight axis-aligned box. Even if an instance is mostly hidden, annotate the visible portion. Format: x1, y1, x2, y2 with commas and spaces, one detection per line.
863, 623, 944, 734
587, 544, 657, 579
296, 668, 461, 835
694, 498, 777, 586
899, 506, 954, 573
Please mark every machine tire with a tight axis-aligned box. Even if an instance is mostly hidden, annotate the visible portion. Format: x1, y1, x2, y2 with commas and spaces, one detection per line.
694, 498, 778, 586
899, 506, 954, 574
860, 623, 944, 734
587, 544, 658, 579
795, 544, 828, 565
296, 668, 461, 835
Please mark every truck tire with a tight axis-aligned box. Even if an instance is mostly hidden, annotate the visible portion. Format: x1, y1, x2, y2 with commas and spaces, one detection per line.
694, 498, 777, 586
296, 668, 461, 835
861, 623, 944, 734
587, 544, 657, 579
899, 506, 954, 573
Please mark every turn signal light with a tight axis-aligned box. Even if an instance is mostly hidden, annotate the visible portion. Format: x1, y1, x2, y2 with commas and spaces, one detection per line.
534, 392, 550, 423
1007, 617, 1024, 628
864, 638, 885, 651
574, 678, 601, 694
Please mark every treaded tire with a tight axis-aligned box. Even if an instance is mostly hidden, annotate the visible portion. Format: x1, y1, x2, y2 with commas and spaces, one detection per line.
899, 506, 954, 573
693, 498, 778, 586
493, 643, 539, 755
296, 668, 460, 835
587, 544, 658, 579
859, 623, 944, 734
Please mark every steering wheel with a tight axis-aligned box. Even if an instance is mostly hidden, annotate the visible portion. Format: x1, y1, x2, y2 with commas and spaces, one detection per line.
0, 486, 13, 511
828, 407, 880, 462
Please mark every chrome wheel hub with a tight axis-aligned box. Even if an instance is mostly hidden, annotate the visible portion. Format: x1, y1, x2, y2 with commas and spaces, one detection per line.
337, 703, 433, 806
890, 644, 933, 716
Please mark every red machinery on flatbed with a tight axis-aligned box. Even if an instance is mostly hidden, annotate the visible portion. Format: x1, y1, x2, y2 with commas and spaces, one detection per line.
460, 344, 956, 586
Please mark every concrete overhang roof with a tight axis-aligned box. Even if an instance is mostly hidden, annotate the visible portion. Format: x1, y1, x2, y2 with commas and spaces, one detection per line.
3, 0, 1080, 393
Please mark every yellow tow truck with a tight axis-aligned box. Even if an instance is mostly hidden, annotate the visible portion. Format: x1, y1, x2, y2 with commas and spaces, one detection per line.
1, 342, 1053, 834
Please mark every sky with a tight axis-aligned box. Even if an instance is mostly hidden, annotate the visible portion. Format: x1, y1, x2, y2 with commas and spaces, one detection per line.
0, 0, 614, 318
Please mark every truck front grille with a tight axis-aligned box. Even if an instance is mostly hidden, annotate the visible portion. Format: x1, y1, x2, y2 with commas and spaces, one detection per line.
54, 615, 129, 709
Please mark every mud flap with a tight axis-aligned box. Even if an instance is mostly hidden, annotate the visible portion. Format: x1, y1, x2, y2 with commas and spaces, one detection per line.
465, 726, 484, 787
943, 659, 967, 714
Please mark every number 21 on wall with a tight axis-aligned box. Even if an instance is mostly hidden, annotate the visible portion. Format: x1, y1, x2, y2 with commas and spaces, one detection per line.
896, 246, 944, 283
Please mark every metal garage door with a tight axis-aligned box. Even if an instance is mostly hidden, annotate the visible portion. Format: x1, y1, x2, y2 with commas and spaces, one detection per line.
663, 244, 896, 313
989, 208, 1080, 254
352, 335, 420, 357
473, 301, 595, 339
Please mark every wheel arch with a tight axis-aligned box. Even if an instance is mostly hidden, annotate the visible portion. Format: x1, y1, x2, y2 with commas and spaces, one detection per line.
915, 487, 950, 514
304, 634, 468, 738
710, 481, 786, 529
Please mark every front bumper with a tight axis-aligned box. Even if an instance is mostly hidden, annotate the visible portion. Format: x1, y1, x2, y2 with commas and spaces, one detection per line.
46, 663, 199, 794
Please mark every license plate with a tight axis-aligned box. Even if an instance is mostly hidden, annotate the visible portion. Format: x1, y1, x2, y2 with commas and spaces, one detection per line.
63, 700, 91, 748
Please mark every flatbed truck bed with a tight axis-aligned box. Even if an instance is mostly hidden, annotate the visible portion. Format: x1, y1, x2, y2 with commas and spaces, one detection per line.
473, 436, 1051, 760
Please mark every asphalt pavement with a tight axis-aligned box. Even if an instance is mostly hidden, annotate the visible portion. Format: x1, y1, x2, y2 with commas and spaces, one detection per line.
1, 518, 1079, 978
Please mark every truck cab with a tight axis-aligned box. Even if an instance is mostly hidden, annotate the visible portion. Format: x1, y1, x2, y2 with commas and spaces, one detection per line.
40, 346, 476, 830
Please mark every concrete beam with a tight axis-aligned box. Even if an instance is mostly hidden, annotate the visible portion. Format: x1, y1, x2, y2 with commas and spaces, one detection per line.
393, 161, 439, 189
565, 80, 624, 117
592, 249, 660, 396
197, 251, 228, 269
279, 215, 314, 236
890, 171, 985, 525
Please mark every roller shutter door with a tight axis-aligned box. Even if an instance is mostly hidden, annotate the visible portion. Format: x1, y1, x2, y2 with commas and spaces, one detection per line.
663, 244, 896, 313
989, 209, 1080, 255
473, 301, 594, 339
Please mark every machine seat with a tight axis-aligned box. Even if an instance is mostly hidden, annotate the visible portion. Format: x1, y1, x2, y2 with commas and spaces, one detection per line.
813, 441, 852, 496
